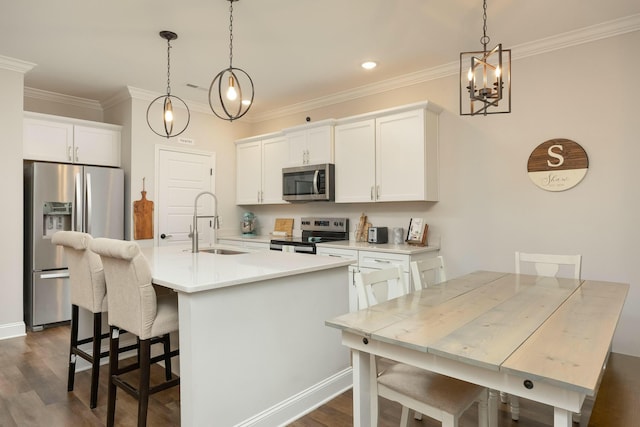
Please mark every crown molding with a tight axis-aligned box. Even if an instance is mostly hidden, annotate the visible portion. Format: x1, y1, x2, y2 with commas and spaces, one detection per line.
0, 55, 36, 73
21, 13, 640, 122
115, 86, 212, 115
24, 87, 102, 111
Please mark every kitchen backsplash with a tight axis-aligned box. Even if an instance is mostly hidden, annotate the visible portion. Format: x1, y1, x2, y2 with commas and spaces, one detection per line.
229, 201, 440, 244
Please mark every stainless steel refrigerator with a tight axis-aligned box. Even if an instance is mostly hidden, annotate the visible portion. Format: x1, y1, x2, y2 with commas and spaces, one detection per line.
24, 161, 124, 330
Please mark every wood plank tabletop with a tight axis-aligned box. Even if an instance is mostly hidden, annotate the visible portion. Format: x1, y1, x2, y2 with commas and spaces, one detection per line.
326, 271, 629, 395
325, 270, 507, 335
502, 280, 629, 395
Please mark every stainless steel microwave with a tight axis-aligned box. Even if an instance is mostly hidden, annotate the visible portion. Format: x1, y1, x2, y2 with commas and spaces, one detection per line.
282, 163, 335, 202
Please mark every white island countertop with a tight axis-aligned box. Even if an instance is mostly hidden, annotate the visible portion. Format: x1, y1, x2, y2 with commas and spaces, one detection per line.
141, 245, 353, 293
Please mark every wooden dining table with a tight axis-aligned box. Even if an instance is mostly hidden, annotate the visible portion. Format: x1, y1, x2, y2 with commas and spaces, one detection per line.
325, 271, 629, 427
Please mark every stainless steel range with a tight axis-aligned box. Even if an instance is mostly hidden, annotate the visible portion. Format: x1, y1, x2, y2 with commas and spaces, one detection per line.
269, 217, 349, 254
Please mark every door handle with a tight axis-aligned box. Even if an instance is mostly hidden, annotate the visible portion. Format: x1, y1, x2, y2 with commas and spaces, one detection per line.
85, 172, 92, 235
40, 272, 70, 279
160, 233, 172, 239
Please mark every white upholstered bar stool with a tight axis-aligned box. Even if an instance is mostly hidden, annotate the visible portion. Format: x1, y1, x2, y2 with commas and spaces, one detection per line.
355, 266, 491, 427
505, 251, 583, 422
51, 231, 138, 409
90, 238, 179, 427
410, 256, 446, 291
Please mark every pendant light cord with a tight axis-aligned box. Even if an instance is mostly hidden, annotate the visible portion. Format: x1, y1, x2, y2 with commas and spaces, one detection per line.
228, 1, 234, 68
166, 38, 172, 96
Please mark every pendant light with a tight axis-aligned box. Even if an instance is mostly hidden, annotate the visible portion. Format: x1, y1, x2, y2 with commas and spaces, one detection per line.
209, 0, 254, 121
147, 31, 190, 138
460, 0, 511, 116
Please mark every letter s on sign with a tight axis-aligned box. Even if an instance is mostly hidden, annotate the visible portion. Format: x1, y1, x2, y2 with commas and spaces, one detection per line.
547, 144, 565, 167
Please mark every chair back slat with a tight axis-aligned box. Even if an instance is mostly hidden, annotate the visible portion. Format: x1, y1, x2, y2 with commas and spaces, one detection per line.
515, 251, 582, 280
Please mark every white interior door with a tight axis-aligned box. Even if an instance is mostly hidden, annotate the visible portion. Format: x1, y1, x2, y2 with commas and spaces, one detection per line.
157, 148, 215, 246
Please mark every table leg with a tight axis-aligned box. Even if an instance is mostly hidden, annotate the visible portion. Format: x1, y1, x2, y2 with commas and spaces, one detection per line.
488, 389, 499, 427
352, 349, 373, 427
554, 407, 572, 427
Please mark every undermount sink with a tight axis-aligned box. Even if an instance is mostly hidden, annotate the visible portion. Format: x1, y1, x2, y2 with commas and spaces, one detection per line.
199, 248, 246, 255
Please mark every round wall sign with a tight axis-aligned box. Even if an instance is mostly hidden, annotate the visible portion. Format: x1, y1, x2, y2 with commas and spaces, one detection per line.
527, 138, 589, 192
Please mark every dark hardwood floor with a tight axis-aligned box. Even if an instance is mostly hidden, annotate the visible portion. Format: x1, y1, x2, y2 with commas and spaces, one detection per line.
0, 325, 636, 426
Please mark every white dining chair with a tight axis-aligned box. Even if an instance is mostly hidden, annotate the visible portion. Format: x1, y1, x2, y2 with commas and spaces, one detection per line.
410, 256, 446, 291
505, 251, 583, 422
515, 251, 582, 279
354, 266, 491, 427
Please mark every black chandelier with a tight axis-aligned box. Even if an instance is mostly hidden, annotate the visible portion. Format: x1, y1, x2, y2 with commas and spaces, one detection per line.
209, 0, 254, 121
460, 0, 511, 116
147, 31, 190, 138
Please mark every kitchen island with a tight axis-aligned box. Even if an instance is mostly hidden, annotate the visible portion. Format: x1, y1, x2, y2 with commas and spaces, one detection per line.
140, 245, 353, 427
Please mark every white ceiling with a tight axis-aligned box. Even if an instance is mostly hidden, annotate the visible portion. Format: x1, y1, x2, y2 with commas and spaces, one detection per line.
3, 0, 640, 119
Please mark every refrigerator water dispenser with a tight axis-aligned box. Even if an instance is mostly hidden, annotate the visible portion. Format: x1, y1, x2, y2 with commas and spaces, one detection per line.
42, 202, 72, 237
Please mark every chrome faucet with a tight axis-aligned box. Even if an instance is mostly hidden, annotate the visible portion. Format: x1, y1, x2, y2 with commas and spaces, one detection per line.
191, 191, 219, 253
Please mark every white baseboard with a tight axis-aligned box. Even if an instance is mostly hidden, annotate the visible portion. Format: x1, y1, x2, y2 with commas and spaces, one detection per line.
235, 367, 353, 427
0, 322, 26, 341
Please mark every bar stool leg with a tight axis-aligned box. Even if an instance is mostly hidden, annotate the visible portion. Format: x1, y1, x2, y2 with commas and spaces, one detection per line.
162, 334, 172, 380
89, 312, 102, 409
67, 304, 79, 392
107, 327, 120, 427
138, 339, 151, 427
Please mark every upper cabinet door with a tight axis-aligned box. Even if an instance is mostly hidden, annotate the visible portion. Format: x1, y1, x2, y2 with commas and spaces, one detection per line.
261, 135, 288, 204
23, 117, 74, 163
73, 125, 121, 167
285, 122, 334, 166
375, 109, 427, 202
334, 119, 376, 203
305, 125, 334, 165
236, 140, 263, 205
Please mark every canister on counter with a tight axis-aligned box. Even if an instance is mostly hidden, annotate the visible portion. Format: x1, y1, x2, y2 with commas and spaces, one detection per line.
392, 227, 404, 244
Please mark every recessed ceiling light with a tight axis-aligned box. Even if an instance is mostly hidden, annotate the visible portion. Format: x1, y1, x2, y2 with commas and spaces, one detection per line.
361, 61, 377, 70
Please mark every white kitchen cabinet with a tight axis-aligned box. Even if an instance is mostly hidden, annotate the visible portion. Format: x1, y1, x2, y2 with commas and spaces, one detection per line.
235, 133, 288, 205
334, 119, 376, 202
73, 125, 121, 167
23, 112, 121, 167
284, 120, 335, 166
316, 247, 359, 312
334, 102, 441, 203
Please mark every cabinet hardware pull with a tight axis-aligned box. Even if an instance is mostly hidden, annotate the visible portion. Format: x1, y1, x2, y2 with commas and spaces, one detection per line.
67, 146, 72, 161
373, 259, 391, 263
370, 186, 374, 201
75, 146, 79, 162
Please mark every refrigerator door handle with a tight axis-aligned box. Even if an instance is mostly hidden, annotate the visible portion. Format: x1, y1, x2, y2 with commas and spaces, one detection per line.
86, 172, 92, 235
40, 271, 70, 279
73, 172, 82, 231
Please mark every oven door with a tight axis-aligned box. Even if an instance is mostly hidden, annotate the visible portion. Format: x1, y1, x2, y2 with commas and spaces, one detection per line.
269, 240, 316, 254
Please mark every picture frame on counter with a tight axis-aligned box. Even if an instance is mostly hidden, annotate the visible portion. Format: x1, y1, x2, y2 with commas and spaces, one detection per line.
406, 218, 428, 246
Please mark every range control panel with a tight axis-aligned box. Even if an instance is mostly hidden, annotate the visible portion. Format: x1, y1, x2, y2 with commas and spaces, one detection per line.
300, 217, 349, 233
